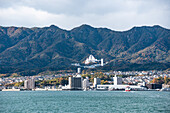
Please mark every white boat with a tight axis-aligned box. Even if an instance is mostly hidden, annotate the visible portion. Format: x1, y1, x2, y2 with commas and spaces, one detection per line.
125, 86, 131, 92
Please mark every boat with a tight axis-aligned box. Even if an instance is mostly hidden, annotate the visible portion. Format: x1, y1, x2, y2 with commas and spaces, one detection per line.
125, 86, 131, 92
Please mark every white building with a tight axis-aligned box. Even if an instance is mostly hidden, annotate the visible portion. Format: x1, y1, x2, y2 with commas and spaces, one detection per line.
24, 77, 35, 89
82, 77, 90, 90
62, 74, 82, 90
97, 84, 146, 90
85, 55, 97, 64
69, 76, 82, 90
114, 75, 122, 85
77, 68, 81, 74
97, 75, 146, 90
24, 80, 28, 89
94, 78, 101, 88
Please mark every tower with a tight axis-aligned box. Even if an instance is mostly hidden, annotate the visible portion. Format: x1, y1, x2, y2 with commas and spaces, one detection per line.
24, 77, 35, 89
114, 75, 122, 85
94, 78, 101, 88
101, 58, 103, 66
69, 76, 82, 90
77, 68, 81, 74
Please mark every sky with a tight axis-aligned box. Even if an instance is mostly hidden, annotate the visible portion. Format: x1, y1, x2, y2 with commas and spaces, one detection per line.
0, 0, 169, 31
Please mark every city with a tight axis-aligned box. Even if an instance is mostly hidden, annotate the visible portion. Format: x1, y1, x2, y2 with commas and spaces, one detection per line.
0, 69, 170, 91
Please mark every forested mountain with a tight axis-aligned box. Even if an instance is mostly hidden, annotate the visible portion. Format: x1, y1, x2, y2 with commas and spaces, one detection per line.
0, 25, 169, 75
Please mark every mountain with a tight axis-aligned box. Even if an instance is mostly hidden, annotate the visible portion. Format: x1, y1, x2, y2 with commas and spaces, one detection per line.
0, 24, 169, 75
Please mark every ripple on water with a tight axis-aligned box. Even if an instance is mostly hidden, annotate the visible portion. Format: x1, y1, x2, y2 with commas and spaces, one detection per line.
0, 91, 170, 113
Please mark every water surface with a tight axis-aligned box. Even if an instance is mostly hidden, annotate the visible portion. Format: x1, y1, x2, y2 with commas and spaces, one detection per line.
0, 91, 170, 113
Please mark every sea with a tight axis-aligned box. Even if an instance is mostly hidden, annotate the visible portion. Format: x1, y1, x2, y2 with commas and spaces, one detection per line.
0, 91, 170, 113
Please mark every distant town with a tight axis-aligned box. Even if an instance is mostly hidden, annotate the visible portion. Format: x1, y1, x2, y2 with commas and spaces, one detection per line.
0, 69, 170, 91
0, 55, 170, 92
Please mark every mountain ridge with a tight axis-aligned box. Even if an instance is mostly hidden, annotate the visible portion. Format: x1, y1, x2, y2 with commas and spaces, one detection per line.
0, 24, 169, 75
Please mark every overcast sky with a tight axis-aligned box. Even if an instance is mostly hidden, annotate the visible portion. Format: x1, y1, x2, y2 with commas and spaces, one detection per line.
0, 0, 169, 31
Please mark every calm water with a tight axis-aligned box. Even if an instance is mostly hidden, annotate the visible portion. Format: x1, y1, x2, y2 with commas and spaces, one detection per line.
0, 91, 170, 113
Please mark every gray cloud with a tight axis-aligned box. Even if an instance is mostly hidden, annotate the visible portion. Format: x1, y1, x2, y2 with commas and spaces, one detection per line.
0, 0, 169, 31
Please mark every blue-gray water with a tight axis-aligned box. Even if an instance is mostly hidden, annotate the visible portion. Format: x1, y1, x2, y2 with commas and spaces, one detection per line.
0, 91, 170, 113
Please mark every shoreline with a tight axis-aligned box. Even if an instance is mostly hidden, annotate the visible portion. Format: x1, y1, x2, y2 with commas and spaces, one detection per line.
1, 89, 168, 92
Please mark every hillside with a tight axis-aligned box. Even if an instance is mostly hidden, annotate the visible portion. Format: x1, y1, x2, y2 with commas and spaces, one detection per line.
0, 25, 169, 75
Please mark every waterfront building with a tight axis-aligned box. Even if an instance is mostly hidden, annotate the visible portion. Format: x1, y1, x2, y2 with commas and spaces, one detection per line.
24, 80, 28, 89
82, 77, 90, 90
24, 77, 35, 89
94, 78, 101, 88
114, 75, 122, 85
96, 84, 146, 91
96, 75, 147, 91
68, 76, 82, 90
62, 68, 83, 90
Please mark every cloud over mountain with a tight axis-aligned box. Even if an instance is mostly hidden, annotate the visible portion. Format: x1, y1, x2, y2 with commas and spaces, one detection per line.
0, 0, 170, 30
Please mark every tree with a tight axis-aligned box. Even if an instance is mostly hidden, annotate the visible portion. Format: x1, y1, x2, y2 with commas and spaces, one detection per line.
14, 82, 24, 87
153, 78, 156, 83
101, 80, 104, 85
164, 76, 168, 84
